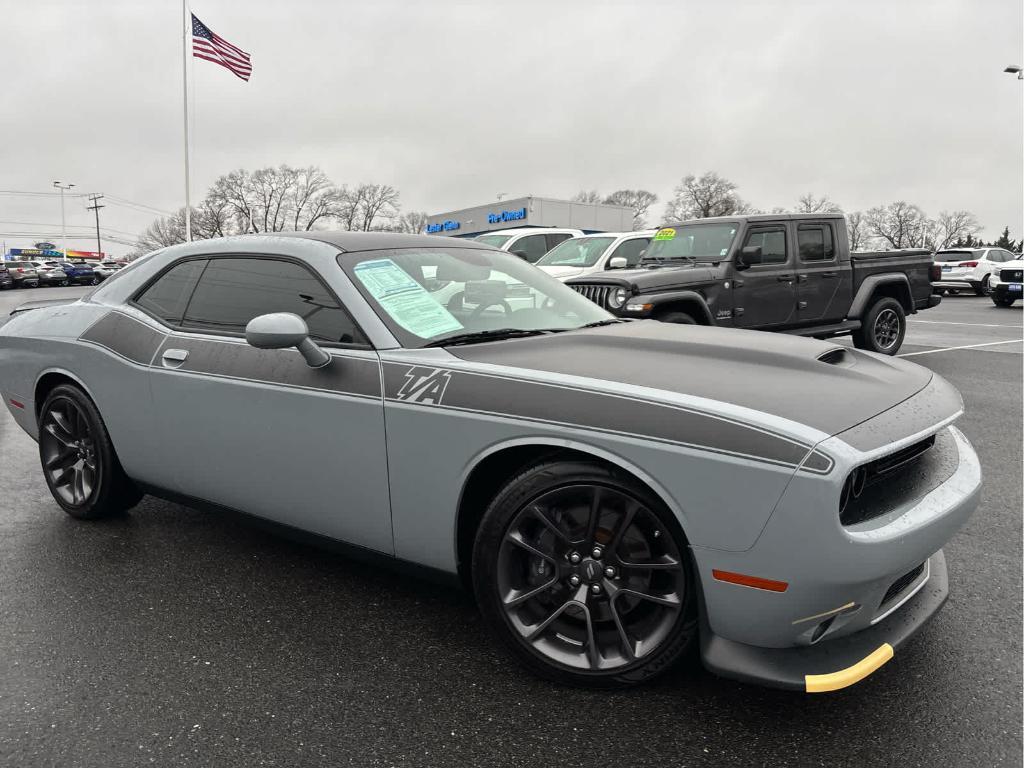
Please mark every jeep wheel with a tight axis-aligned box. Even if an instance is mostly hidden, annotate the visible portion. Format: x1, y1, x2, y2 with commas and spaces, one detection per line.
852, 297, 906, 355
473, 459, 697, 688
657, 311, 696, 325
993, 295, 1016, 307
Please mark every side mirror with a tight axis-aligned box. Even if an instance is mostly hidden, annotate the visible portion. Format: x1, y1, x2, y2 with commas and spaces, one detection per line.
511, 250, 531, 261
736, 245, 763, 270
245, 312, 331, 368
607, 256, 628, 270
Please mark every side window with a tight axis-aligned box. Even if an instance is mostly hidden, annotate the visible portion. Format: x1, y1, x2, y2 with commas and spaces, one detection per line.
797, 225, 835, 261
609, 238, 649, 268
135, 259, 207, 325
546, 233, 573, 251
744, 228, 787, 265
511, 234, 549, 263
181, 257, 365, 345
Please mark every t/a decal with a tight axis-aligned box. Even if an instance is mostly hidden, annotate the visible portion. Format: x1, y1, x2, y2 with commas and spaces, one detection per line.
396, 367, 452, 404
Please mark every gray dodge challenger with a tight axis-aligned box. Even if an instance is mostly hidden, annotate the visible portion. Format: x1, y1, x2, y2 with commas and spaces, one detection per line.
0, 232, 982, 692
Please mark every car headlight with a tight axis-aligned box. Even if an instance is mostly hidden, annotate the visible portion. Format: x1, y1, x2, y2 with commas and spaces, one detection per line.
608, 287, 628, 308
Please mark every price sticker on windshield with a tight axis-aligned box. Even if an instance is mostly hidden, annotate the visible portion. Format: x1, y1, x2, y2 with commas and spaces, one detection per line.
654, 228, 676, 241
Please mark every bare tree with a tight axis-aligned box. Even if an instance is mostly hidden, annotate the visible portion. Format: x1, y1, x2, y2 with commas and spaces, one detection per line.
930, 210, 981, 251
356, 184, 401, 231
289, 166, 347, 230
866, 201, 931, 249
603, 189, 659, 229
846, 211, 870, 251
796, 193, 843, 214
663, 172, 752, 220
394, 211, 429, 234
136, 203, 229, 250
571, 190, 603, 204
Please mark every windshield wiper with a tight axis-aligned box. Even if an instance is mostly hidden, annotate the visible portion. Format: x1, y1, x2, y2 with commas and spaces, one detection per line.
423, 328, 552, 348
578, 319, 625, 329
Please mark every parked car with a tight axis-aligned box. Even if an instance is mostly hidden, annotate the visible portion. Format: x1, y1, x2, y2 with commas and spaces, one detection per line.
0, 232, 981, 692
535, 231, 655, 280
3, 261, 40, 288
30, 261, 71, 287
566, 214, 941, 355
990, 256, 1022, 307
93, 261, 125, 281
931, 247, 1019, 296
60, 260, 99, 286
475, 227, 583, 263
0, 262, 12, 290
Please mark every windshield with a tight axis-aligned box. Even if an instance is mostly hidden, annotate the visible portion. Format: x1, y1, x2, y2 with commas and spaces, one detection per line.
339, 247, 612, 348
536, 237, 615, 268
475, 234, 513, 248
934, 251, 976, 262
642, 223, 739, 262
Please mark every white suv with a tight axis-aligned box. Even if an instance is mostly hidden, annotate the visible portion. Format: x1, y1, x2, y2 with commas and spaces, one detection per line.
474, 228, 583, 263
932, 247, 1019, 296
534, 231, 654, 280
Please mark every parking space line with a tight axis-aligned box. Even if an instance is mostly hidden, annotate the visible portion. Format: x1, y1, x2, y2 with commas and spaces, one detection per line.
910, 320, 1023, 329
899, 339, 1024, 357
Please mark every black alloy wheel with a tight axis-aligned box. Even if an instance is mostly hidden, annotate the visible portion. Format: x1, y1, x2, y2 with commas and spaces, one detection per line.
852, 297, 906, 355
474, 460, 696, 688
38, 384, 142, 519
976, 276, 992, 296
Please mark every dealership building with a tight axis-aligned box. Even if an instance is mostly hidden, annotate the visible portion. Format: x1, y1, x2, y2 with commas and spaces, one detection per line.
425, 196, 633, 238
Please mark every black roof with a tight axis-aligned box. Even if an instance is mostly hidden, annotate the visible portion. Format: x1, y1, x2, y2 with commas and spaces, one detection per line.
661, 213, 845, 227
264, 231, 487, 252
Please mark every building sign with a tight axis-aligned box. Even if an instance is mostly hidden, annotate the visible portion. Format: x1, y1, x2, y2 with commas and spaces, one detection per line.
35, 242, 56, 250
4, 248, 106, 260
487, 207, 527, 225
426, 219, 461, 234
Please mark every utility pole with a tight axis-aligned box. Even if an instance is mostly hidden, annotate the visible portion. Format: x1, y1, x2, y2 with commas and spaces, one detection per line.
86, 194, 105, 259
52, 181, 75, 258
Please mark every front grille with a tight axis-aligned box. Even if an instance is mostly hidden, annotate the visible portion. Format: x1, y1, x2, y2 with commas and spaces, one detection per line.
881, 562, 925, 607
1000, 268, 1022, 283
571, 284, 612, 308
840, 430, 957, 527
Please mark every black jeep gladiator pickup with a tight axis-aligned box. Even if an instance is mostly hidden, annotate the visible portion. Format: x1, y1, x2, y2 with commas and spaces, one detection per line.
565, 213, 941, 355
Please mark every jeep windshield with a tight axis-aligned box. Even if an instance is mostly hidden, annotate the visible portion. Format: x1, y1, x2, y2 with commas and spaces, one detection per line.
641, 223, 739, 264
339, 247, 612, 348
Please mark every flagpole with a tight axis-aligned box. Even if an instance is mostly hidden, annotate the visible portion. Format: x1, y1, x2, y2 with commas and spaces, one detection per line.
182, 0, 192, 241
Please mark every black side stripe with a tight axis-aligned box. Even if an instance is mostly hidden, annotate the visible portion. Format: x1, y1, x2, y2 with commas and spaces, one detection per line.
382, 363, 831, 472
79, 311, 165, 365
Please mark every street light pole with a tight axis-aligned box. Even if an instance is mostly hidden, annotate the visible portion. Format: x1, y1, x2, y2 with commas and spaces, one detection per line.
52, 181, 75, 258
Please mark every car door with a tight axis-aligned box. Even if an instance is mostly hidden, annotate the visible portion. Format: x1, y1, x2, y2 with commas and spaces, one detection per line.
140, 254, 393, 554
794, 222, 845, 324
732, 224, 796, 328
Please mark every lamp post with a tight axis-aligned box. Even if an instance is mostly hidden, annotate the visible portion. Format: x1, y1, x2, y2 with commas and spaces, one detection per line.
52, 181, 75, 258
1005, 65, 1023, 80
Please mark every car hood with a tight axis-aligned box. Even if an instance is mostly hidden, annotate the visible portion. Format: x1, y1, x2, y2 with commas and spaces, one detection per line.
448, 320, 933, 437
537, 265, 585, 279
565, 263, 717, 292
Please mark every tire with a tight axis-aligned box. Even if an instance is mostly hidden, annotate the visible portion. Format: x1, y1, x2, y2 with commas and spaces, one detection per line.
472, 459, 697, 688
37, 384, 143, 519
60, 280, 69, 287
993, 296, 1016, 307
852, 297, 906, 355
656, 310, 697, 325
89, 277, 99, 286
974, 276, 991, 297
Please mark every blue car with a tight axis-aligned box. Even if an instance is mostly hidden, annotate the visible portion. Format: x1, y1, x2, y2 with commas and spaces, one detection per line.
61, 261, 98, 286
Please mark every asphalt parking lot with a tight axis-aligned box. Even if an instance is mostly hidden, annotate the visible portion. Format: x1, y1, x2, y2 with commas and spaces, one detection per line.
1, 286, 1020, 768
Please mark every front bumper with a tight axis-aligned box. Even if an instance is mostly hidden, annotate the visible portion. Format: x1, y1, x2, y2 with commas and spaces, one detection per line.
701, 549, 948, 691
993, 283, 1022, 302
693, 422, 981, 691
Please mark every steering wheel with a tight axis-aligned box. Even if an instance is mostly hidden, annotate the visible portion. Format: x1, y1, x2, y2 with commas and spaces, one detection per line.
469, 298, 512, 319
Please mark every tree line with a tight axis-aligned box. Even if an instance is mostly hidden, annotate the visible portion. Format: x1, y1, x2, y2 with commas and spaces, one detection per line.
134, 164, 429, 255
574, 171, 1020, 252
135, 164, 1019, 256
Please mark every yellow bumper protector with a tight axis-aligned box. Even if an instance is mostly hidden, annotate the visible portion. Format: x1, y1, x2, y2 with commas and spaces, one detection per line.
804, 643, 894, 693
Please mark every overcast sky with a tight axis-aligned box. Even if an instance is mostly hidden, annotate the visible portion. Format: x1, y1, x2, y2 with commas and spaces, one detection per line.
3, 0, 1022, 256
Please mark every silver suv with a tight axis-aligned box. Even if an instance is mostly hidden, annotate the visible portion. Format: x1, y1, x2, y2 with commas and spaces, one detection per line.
3, 261, 40, 288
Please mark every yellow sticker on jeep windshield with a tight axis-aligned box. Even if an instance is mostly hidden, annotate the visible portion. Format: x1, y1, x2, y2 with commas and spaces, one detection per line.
654, 228, 676, 241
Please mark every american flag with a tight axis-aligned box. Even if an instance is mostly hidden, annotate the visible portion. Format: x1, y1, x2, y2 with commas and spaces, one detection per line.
191, 13, 252, 81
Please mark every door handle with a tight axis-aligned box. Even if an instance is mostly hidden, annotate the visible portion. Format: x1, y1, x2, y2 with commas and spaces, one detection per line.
776, 274, 794, 282
796, 274, 809, 283
822, 271, 839, 278
161, 348, 189, 368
